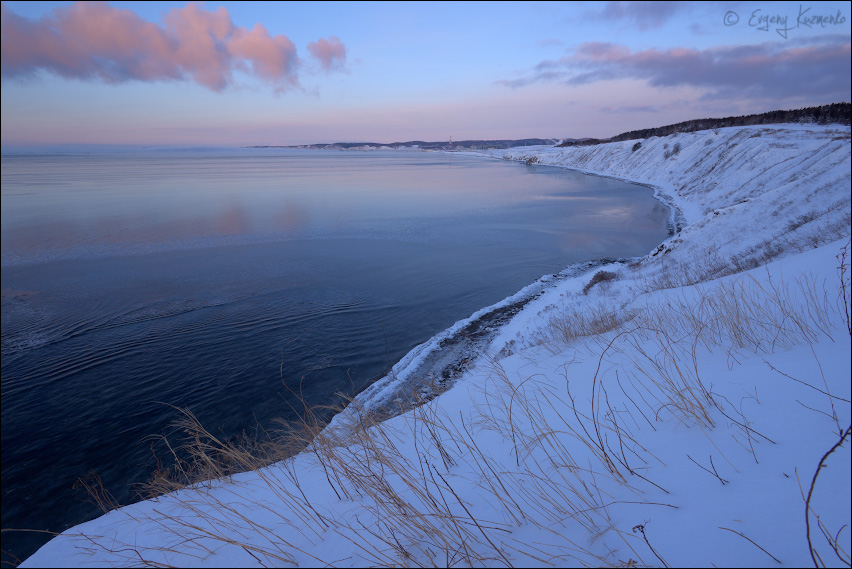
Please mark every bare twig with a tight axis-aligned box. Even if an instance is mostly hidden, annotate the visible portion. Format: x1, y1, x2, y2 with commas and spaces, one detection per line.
686, 454, 729, 485
805, 425, 852, 568
718, 526, 782, 564
632, 523, 669, 568
764, 360, 851, 403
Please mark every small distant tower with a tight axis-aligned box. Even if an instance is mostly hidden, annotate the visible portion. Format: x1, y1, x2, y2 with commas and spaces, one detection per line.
449, 134, 452, 150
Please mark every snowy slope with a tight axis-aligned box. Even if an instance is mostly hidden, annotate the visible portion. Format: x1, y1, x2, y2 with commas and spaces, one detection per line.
486, 124, 850, 276
22, 124, 851, 568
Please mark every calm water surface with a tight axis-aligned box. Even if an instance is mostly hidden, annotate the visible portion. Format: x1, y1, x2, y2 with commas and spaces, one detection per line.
1, 149, 669, 563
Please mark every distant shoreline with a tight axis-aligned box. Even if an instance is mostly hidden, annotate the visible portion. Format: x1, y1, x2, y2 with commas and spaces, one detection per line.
246, 137, 563, 151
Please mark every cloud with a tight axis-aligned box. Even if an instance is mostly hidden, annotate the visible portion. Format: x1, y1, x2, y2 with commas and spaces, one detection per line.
307, 36, 347, 72
0, 2, 344, 92
229, 23, 299, 91
536, 38, 564, 47
593, 1, 687, 30
498, 35, 852, 102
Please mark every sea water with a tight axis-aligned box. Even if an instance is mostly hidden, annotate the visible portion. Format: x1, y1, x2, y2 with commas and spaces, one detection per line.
1, 148, 669, 563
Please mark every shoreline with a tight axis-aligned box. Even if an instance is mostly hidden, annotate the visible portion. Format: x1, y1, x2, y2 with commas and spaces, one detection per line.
346, 146, 687, 423
469, 147, 690, 230
21, 122, 851, 567
348, 255, 637, 421
1, 146, 673, 563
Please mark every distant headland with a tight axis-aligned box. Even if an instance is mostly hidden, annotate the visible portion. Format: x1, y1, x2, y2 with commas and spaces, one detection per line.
247, 138, 567, 151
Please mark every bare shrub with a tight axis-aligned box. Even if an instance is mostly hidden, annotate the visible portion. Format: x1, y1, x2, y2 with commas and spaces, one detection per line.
663, 142, 681, 159
583, 270, 618, 295
537, 302, 635, 350
788, 211, 819, 232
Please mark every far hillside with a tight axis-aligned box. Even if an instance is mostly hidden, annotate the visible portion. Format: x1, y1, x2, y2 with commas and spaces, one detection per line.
252, 138, 565, 151
557, 102, 851, 147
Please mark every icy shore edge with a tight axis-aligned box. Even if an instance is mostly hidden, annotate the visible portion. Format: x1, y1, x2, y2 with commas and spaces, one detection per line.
22, 122, 851, 568
335, 122, 847, 424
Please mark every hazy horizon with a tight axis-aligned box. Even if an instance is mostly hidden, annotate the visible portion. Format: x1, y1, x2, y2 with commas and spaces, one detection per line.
2, 1, 849, 147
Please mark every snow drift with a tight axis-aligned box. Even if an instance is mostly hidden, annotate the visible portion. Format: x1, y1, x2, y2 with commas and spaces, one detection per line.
22, 123, 851, 568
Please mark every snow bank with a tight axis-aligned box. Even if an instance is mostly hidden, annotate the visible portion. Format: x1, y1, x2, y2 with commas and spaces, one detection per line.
22, 124, 851, 568
485, 124, 850, 273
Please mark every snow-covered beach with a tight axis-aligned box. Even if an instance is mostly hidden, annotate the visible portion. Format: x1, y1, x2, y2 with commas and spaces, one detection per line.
22, 123, 851, 567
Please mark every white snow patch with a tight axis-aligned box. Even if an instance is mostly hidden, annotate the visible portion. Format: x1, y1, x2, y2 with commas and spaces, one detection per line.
22, 123, 851, 568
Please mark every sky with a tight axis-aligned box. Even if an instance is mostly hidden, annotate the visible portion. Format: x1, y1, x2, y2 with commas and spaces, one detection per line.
1, 1, 850, 147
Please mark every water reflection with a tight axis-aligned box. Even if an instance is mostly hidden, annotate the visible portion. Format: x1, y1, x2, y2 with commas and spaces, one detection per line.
215, 203, 250, 236
1, 150, 670, 565
272, 202, 310, 233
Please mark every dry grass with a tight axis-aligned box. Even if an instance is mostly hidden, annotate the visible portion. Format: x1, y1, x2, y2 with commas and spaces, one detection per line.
534, 301, 636, 353
583, 270, 619, 295
71, 364, 658, 566
62, 243, 849, 568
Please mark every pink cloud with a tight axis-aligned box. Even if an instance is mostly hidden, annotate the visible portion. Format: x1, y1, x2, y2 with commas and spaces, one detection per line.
1, 2, 180, 83
163, 3, 235, 90
229, 23, 299, 91
499, 36, 851, 103
307, 36, 347, 72
0, 2, 345, 92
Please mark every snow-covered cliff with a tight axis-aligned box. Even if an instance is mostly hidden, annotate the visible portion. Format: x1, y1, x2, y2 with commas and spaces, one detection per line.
23, 124, 851, 568
488, 124, 850, 273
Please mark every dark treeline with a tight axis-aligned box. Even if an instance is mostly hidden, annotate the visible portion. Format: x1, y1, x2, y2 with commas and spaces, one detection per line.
556, 103, 851, 147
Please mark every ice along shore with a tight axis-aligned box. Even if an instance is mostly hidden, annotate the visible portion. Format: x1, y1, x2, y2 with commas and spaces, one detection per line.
23, 122, 851, 568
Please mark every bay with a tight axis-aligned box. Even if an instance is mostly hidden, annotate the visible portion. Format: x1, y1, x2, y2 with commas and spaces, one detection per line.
1, 149, 669, 564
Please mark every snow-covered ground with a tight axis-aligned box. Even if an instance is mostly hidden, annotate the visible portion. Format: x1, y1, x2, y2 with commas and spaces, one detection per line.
22, 124, 851, 567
